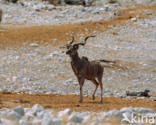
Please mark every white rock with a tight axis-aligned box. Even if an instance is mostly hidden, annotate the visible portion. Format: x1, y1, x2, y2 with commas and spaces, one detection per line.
68, 113, 83, 123
25, 112, 35, 121
30, 43, 39, 47
44, 56, 52, 61
32, 104, 44, 114
82, 115, 90, 123
134, 108, 154, 114
44, 51, 60, 60
45, 5, 55, 10
51, 118, 61, 125
53, 39, 58, 42
14, 105, 25, 116
12, 76, 17, 82
131, 17, 137, 22
58, 108, 72, 118
0, 105, 156, 125
107, 109, 121, 116
65, 79, 73, 85
42, 118, 61, 125
33, 4, 55, 11
0, 110, 9, 118
104, 5, 110, 11
0, 118, 12, 125
101, 109, 122, 122
58, 57, 65, 63
50, 51, 59, 57
0, 118, 5, 124
19, 120, 32, 125
120, 107, 134, 113
92, 117, 100, 125
36, 110, 47, 119
32, 119, 42, 125
6, 111, 21, 120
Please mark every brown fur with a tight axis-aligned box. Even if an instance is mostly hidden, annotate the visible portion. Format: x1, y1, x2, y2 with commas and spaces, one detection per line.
66, 36, 104, 103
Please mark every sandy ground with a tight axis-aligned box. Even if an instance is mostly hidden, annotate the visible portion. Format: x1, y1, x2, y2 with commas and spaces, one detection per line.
0, 92, 156, 112
0, 5, 156, 113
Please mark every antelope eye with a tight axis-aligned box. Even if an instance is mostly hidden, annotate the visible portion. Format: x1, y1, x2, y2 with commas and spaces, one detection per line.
73, 45, 78, 49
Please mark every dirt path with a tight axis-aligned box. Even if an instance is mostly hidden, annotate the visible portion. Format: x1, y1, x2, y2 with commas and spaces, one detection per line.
0, 92, 155, 112
0, 5, 156, 48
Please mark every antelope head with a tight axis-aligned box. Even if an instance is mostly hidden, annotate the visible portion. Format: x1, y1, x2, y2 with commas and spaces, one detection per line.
65, 36, 95, 56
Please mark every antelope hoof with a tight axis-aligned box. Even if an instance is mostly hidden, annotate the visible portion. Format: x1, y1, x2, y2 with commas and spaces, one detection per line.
79, 99, 83, 103
92, 95, 95, 100
100, 99, 103, 104
79, 98, 83, 103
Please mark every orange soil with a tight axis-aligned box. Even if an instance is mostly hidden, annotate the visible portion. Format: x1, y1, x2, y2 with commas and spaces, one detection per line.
0, 5, 156, 48
0, 92, 155, 112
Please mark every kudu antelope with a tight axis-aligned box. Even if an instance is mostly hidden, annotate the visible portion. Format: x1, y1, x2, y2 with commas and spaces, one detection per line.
64, 36, 115, 103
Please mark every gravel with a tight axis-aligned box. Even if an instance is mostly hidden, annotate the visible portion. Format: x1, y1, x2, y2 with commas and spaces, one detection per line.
0, 17, 155, 97
0, 0, 155, 25
0, 104, 156, 124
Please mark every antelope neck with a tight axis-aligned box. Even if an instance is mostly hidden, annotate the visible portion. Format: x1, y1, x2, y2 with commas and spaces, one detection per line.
71, 52, 81, 63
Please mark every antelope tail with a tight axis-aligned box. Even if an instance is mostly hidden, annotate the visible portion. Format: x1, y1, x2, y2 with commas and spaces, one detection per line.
100, 59, 127, 71
100, 59, 116, 64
